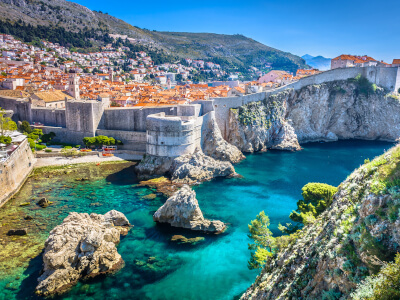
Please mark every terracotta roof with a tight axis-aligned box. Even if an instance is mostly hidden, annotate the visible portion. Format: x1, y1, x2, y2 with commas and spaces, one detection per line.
392, 59, 400, 65
0, 89, 30, 98
33, 90, 72, 102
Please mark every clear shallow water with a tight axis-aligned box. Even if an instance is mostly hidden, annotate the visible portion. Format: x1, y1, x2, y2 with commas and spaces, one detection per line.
0, 140, 394, 300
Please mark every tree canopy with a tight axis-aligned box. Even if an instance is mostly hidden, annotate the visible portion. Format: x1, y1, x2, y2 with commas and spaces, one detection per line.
0, 107, 17, 136
289, 183, 338, 226
247, 211, 275, 269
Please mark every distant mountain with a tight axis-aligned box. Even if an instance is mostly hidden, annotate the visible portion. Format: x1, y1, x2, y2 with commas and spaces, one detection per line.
302, 54, 331, 71
0, 0, 308, 73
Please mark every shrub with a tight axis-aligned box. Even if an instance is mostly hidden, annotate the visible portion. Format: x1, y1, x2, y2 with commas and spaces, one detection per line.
35, 144, 46, 151
0, 135, 12, 144
44, 149, 52, 153
351, 253, 400, 300
63, 146, 72, 149
19, 120, 32, 134
83, 135, 121, 147
41, 132, 56, 143
349, 74, 378, 96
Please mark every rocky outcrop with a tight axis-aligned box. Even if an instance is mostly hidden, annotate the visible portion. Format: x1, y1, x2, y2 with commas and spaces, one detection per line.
136, 151, 236, 184
228, 99, 301, 152
229, 80, 400, 153
36, 210, 131, 297
171, 151, 236, 184
135, 155, 174, 181
285, 82, 400, 142
37, 197, 52, 208
241, 144, 400, 299
153, 185, 225, 233
202, 112, 245, 163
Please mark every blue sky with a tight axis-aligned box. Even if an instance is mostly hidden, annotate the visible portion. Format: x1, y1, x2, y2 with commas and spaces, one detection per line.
75, 0, 399, 62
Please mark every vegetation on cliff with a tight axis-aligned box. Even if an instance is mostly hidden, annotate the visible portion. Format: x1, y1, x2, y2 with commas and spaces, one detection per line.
242, 144, 400, 299
289, 183, 338, 226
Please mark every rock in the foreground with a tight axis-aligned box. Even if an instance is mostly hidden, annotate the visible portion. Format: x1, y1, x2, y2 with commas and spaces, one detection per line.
153, 185, 225, 233
36, 210, 131, 297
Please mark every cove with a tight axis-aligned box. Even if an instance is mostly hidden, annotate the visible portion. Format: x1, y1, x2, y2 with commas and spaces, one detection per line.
0, 140, 393, 300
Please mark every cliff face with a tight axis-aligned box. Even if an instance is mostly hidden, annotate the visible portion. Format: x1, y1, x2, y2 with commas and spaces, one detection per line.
228, 80, 400, 152
228, 99, 301, 152
242, 144, 400, 299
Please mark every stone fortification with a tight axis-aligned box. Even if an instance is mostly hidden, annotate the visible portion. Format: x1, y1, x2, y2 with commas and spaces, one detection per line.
146, 112, 201, 158
0, 137, 36, 207
0, 66, 398, 156
227, 79, 400, 153
211, 66, 400, 140
136, 103, 243, 182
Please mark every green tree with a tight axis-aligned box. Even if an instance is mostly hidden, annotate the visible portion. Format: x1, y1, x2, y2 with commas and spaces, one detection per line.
289, 183, 337, 225
20, 120, 32, 134
0, 107, 17, 136
0, 135, 11, 144
41, 132, 56, 143
83, 137, 96, 147
248, 211, 275, 269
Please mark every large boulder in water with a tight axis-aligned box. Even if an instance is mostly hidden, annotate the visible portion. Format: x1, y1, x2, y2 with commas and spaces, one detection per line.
153, 185, 225, 233
171, 151, 236, 184
35, 210, 131, 297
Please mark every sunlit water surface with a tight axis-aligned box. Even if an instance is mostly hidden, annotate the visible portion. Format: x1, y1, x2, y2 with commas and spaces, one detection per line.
0, 140, 393, 300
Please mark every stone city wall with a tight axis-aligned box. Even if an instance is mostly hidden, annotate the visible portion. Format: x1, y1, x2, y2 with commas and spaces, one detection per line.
211, 66, 400, 138
96, 129, 146, 151
31, 107, 66, 127
101, 106, 178, 132
0, 96, 31, 122
0, 138, 36, 207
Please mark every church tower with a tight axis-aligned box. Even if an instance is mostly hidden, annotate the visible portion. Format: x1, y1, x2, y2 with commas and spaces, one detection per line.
109, 69, 114, 82
68, 72, 80, 100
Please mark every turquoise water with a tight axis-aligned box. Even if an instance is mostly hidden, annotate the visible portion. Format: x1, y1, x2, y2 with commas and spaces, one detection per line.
0, 140, 394, 300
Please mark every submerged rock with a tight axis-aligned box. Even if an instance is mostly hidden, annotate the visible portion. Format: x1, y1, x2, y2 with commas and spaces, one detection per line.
7, 228, 27, 236
153, 185, 225, 233
35, 210, 131, 297
37, 197, 52, 208
171, 235, 205, 245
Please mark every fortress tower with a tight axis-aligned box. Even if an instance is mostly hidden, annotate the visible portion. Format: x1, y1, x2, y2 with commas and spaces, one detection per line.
68, 72, 80, 100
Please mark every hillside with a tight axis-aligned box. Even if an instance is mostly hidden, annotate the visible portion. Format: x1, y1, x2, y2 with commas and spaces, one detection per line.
0, 0, 308, 73
242, 143, 400, 299
302, 54, 331, 71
